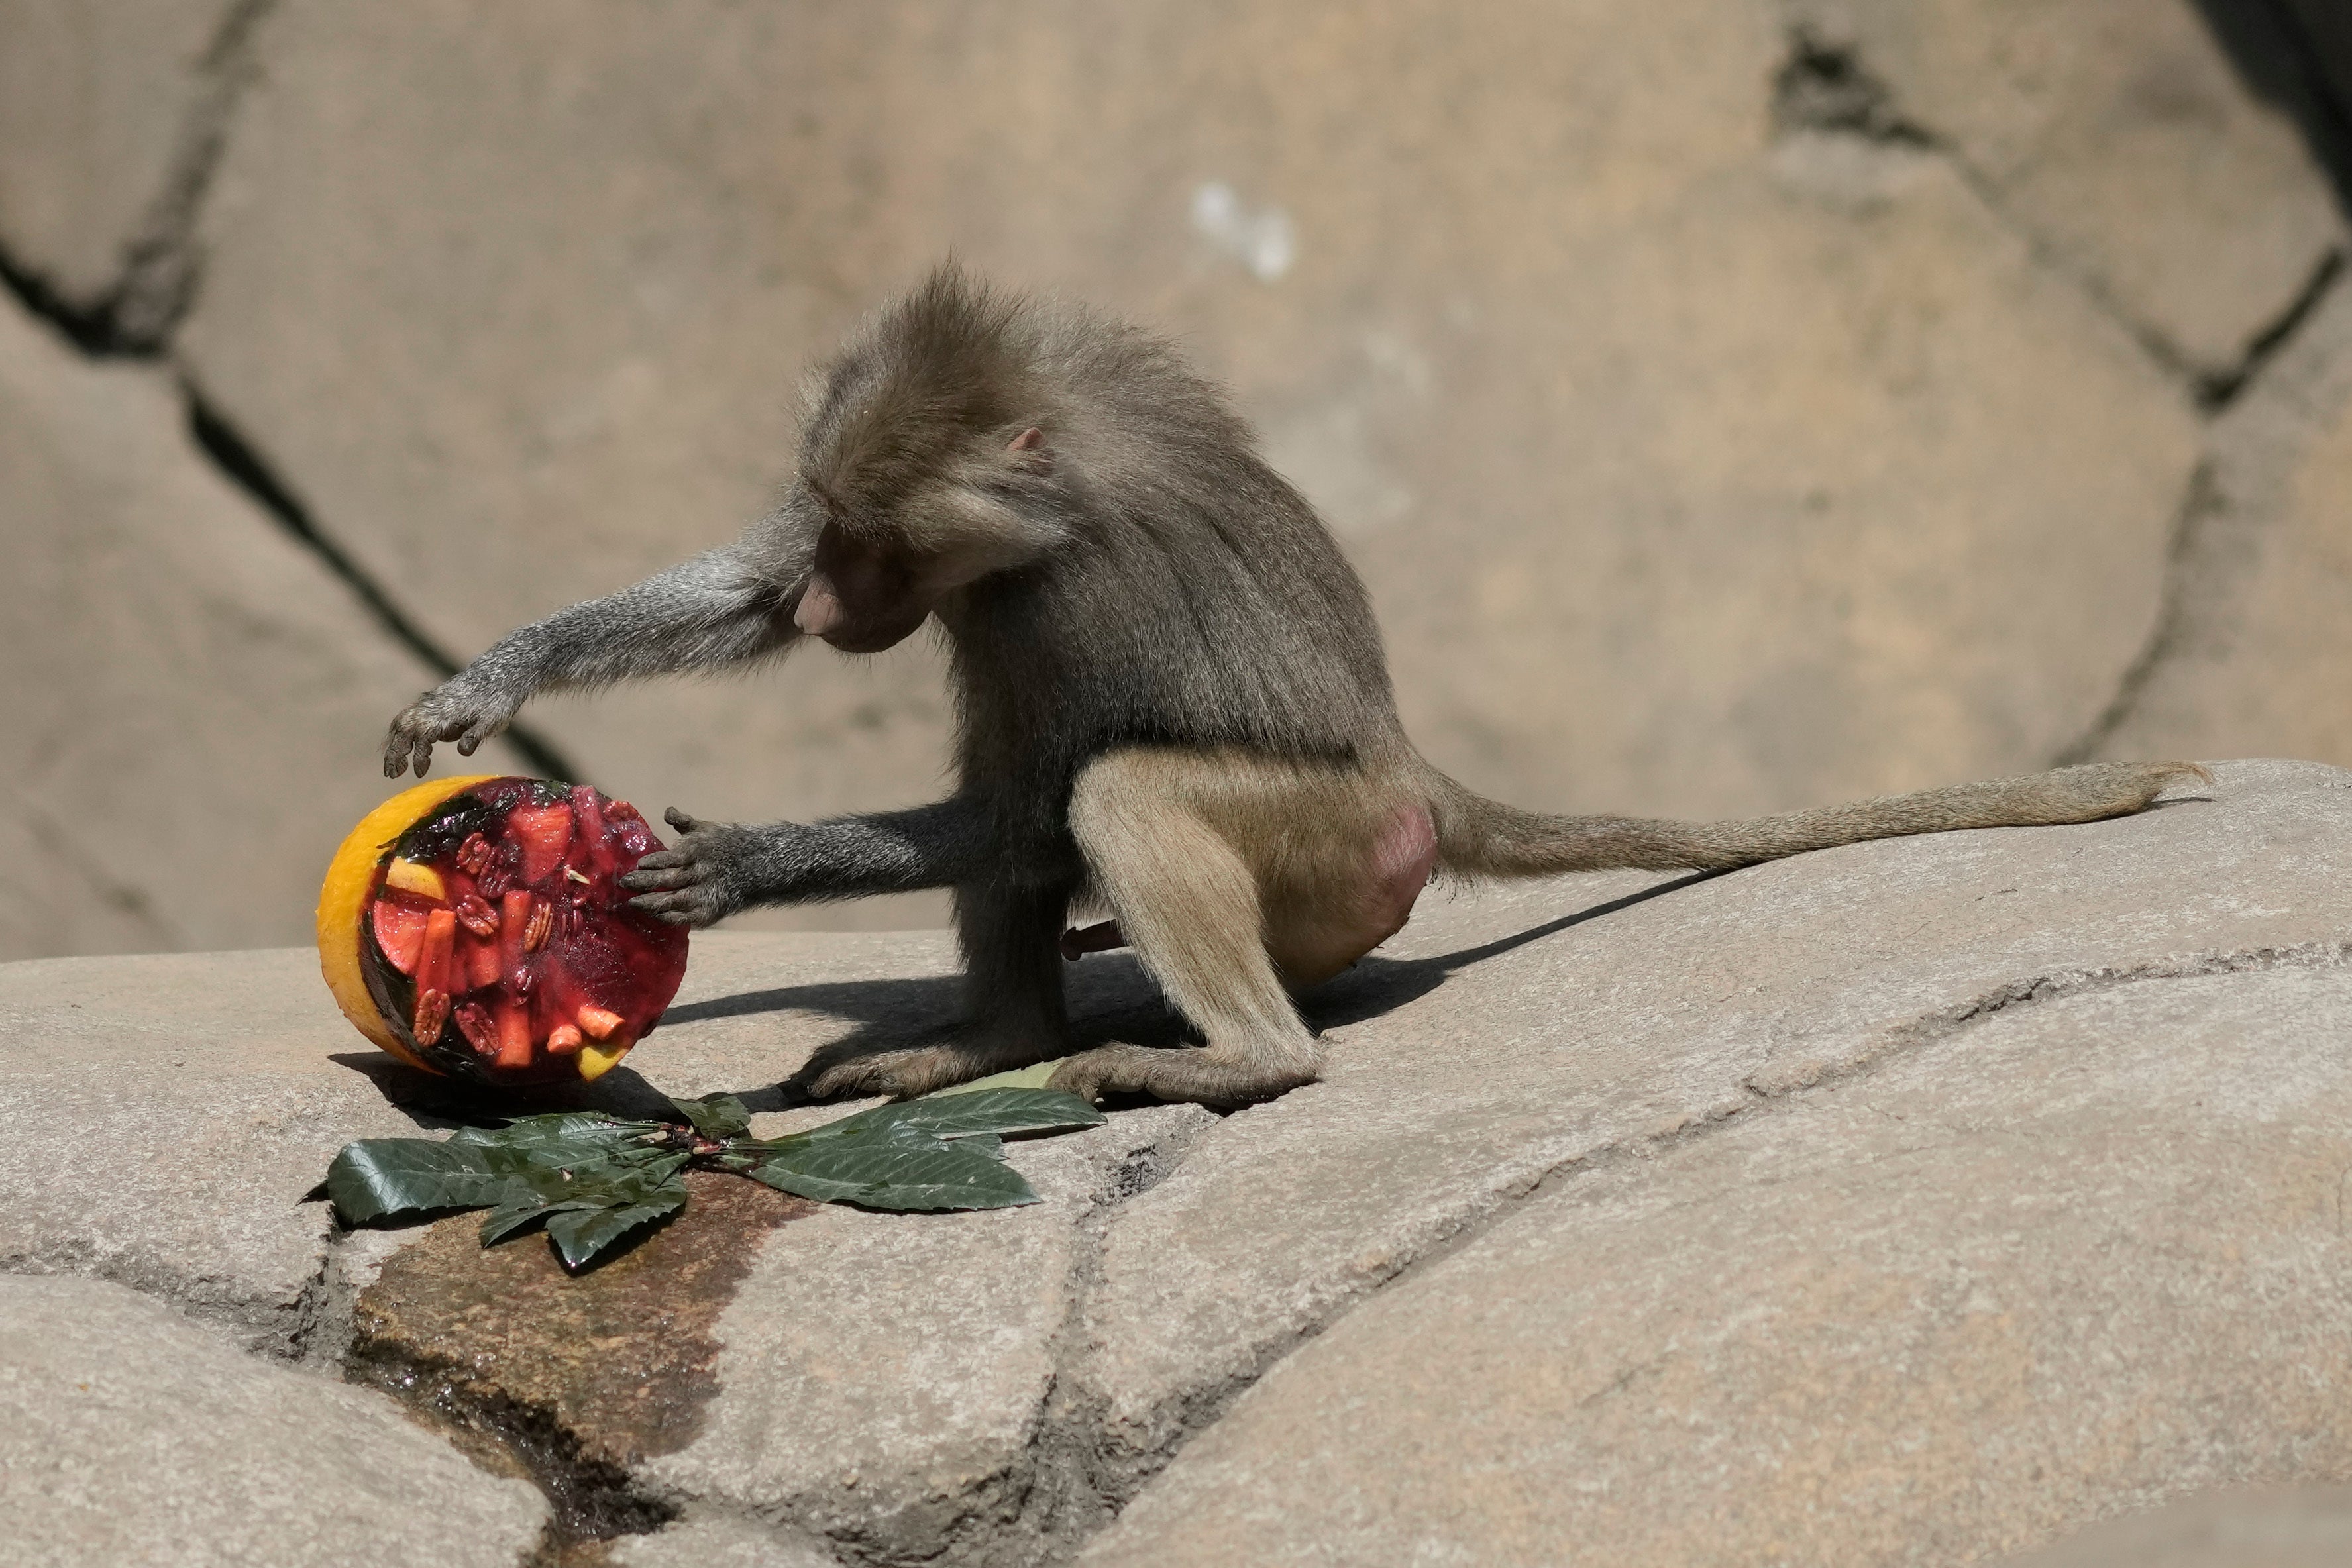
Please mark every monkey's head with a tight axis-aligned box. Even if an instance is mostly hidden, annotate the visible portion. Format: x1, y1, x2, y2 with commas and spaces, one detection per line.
791, 267, 1067, 653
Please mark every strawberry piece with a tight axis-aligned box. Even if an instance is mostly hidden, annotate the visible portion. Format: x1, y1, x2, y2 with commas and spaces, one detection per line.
571, 785, 608, 861
415, 908, 457, 1001
493, 999, 533, 1070
460, 931, 502, 992
499, 890, 531, 980
370, 898, 431, 975
509, 804, 574, 884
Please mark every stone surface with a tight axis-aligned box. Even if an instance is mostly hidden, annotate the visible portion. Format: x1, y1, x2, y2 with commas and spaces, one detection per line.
1086, 949, 2352, 1563
0, 947, 489, 1345
0, 0, 241, 313
1788, 0, 2344, 379
608, 1514, 841, 1568
5, 760, 2351, 1564
0, 922, 991, 1347
0, 1273, 546, 1568
176, 0, 2200, 859
1999, 1486, 2352, 1567
2095, 282, 2352, 776
643, 1104, 1212, 1563
0, 913, 1181, 1551
350, 1171, 821, 1491
1063, 759, 2352, 1474
0, 287, 529, 962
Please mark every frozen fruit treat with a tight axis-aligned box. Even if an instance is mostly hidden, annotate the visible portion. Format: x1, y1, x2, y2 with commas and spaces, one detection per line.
318, 776, 689, 1086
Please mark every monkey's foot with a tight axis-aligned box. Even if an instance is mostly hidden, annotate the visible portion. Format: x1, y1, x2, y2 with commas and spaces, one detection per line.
794, 1029, 1056, 1101
1047, 1043, 1316, 1110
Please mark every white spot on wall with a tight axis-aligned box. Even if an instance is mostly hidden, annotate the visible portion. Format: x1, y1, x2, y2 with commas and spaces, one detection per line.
1191, 181, 1297, 282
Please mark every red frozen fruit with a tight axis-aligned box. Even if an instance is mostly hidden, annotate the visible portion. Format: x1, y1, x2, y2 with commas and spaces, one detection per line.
318, 776, 690, 1086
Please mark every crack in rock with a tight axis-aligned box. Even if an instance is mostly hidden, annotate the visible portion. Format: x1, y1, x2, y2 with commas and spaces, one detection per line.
1770, 26, 2345, 407
2194, 246, 2347, 411
0, 1241, 319, 1358
0, 0, 276, 356
1771, 30, 1937, 148
1030, 939, 2352, 1559
178, 381, 583, 780
345, 1171, 825, 1551
0, 0, 580, 789
2054, 462, 2221, 767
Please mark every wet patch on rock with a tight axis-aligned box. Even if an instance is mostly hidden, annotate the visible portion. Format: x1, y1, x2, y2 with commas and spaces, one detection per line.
349, 1169, 818, 1542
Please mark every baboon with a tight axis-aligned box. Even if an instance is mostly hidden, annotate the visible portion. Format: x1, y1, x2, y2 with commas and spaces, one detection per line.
384, 266, 2208, 1107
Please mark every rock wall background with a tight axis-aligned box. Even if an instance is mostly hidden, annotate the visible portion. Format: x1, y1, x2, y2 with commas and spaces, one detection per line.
3, 0, 2348, 959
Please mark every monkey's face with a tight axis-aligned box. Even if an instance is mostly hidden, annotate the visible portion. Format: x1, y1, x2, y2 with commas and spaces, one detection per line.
794, 524, 935, 653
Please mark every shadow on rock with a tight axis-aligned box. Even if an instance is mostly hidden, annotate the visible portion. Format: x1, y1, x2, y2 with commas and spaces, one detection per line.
650, 870, 1724, 1106
1305, 870, 1721, 1031
326, 1051, 690, 1124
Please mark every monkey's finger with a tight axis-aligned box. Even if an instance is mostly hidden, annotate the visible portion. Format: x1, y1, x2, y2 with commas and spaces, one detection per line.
409, 735, 434, 778
381, 721, 415, 778
627, 892, 699, 923
618, 864, 690, 893
623, 850, 686, 874
663, 807, 706, 834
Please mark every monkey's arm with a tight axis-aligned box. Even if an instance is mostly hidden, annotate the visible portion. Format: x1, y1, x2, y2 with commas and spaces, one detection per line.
383, 545, 802, 778
617, 797, 994, 927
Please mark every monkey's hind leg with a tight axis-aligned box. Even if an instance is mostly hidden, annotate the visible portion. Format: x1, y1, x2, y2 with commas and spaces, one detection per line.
1049, 752, 1323, 1109
797, 877, 1075, 1100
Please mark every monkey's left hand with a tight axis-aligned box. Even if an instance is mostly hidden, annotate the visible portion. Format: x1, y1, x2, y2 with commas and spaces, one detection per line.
617, 808, 772, 927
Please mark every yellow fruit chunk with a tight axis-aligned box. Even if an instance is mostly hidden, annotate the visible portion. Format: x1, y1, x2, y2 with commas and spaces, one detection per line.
382, 858, 447, 901
577, 1040, 632, 1082
316, 775, 499, 1074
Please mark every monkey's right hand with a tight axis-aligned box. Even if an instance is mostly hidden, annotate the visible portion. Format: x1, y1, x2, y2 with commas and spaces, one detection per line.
382, 676, 518, 779
617, 809, 764, 927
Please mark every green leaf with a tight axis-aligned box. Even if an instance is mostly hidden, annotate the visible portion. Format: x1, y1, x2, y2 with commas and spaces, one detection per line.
478, 1197, 602, 1247
327, 1138, 515, 1224
928, 1059, 1067, 1096
668, 1094, 751, 1140
476, 1139, 673, 1185
546, 1192, 688, 1271
447, 1112, 651, 1152
475, 1150, 690, 1267
751, 1135, 1040, 1211
812, 1088, 1104, 1144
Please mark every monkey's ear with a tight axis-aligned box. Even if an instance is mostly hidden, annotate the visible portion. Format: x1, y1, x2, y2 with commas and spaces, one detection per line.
1005, 427, 1055, 474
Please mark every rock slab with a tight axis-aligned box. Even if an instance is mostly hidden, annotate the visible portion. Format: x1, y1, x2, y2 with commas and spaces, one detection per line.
1083, 767, 2352, 1565
0, 1273, 546, 1568
6, 761, 2351, 1566
0, 284, 527, 962
2000, 1485, 2352, 1568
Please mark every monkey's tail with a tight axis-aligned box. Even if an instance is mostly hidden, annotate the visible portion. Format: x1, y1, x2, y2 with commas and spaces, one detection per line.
1418, 760, 2214, 880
